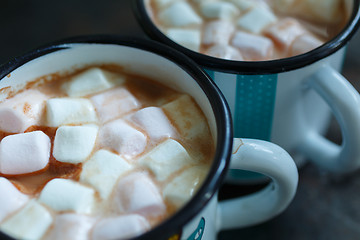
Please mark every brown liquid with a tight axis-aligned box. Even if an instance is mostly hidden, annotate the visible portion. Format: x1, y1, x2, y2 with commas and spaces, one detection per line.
0, 65, 214, 234
0, 65, 213, 193
148, 0, 350, 60
0, 126, 82, 195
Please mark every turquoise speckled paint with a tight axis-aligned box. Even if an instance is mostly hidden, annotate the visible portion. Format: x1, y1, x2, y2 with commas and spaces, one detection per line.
205, 69, 278, 141
234, 74, 277, 140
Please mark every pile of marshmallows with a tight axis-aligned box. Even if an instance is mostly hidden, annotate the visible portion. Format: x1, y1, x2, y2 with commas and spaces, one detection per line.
0, 68, 210, 240
149, 0, 349, 61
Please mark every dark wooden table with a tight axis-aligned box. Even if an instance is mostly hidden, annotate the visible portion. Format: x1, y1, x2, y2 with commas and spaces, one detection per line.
1, 1, 360, 239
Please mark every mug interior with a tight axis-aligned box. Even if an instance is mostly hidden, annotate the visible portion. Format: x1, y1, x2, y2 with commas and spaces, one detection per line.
0, 36, 233, 239
133, 0, 360, 74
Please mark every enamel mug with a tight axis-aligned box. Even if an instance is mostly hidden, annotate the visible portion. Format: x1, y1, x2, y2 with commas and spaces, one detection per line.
133, 0, 360, 182
0, 36, 298, 240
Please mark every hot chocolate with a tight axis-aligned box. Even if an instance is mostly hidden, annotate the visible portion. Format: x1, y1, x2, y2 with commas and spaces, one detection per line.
146, 0, 351, 61
0, 65, 214, 240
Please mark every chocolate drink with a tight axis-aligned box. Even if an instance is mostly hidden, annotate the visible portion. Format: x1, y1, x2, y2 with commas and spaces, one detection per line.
0, 65, 214, 240
146, 0, 351, 61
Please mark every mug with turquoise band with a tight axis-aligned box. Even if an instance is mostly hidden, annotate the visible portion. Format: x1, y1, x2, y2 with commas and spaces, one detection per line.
133, 0, 360, 182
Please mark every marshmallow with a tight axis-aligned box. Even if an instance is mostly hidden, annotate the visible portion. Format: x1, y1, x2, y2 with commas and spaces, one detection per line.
0, 89, 48, 133
158, 1, 202, 27
264, 18, 307, 49
90, 87, 140, 123
231, 31, 274, 61
200, 1, 240, 20
290, 34, 324, 56
202, 20, 235, 46
272, 0, 343, 24
237, 6, 277, 34
0, 177, 29, 222
91, 215, 150, 240
153, 0, 179, 9
63, 68, 125, 97
80, 150, 133, 199
44, 213, 96, 240
53, 125, 98, 164
130, 107, 176, 142
204, 44, 244, 60
112, 172, 166, 217
228, 0, 260, 11
166, 28, 201, 52
138, 139, 193, 181
163, 165, 209, 208
98, 119, 147, 159
39, 178, 95, 214
0, 131, 50, 175
0, 200, 52, 240
162, 95, 212, 142
46, 98, 98, 127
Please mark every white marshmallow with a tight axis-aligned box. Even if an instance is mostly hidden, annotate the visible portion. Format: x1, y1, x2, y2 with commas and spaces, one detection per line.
53, 125, 98, 164
272, 0, 343, 24
264, 18, 307, 49
162, 95, 212, 142
162, 95, 213, 163
44, 213, 96, 240
90, 87, 140, 123
46, 98, 98, 127
63, 68, 125, 97
163, 165, 209, 208
0, 131, 50, 175
112, 172, 166, 217
0, 89, 48, 133
80, 150, 133, 199
0, 200, 53, 240
237, 6, 277, 34
153, 0, 179, 9
39, 178, 95, 214
98, 119, 147, 159
205, 44, 244, 60
166, 28, 201, 52
130, 107, 176, 142
202, 20, 235, 46
231, 31, 274, 61
158, 1, 202, 27
0, 177, 29, 223
138, 139, 193, 181
290, 34, 324, 56
200, 1, 239, 20
91, 215, 150, 240
228, 0, 260, 11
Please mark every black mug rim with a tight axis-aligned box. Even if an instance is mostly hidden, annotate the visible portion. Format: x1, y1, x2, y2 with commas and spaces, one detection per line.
133, 0, 360, 75
0, 35, 233, 240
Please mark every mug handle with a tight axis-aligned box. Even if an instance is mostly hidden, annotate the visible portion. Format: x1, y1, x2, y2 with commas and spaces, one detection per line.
299, 64, 360, 172
217, 138, 298, 230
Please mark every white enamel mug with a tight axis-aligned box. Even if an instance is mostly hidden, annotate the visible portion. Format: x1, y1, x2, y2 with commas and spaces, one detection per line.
0, 36, 298, 240
133, 0, 360, 182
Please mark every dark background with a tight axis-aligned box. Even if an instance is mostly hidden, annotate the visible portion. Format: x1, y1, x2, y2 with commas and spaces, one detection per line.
1, 0, 360, 239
